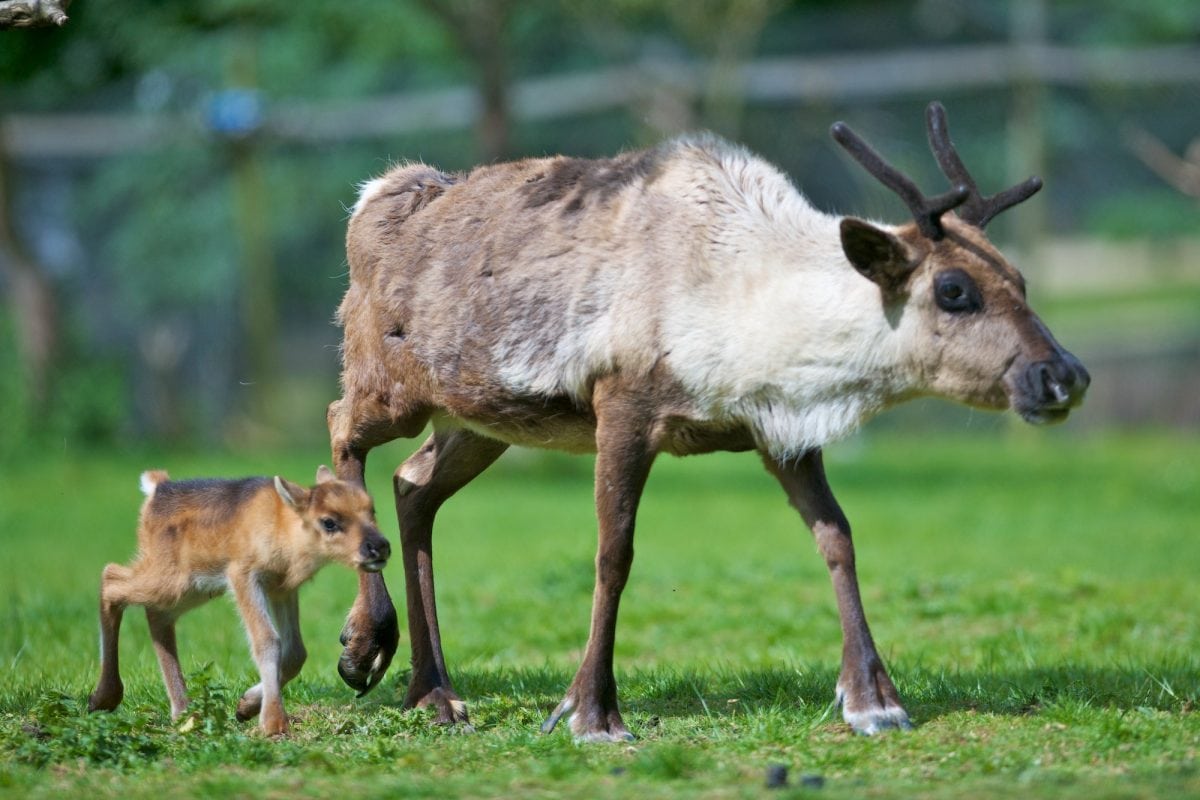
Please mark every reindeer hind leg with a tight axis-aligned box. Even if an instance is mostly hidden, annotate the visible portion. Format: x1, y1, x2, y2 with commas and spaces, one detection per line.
393, 425, 508, 727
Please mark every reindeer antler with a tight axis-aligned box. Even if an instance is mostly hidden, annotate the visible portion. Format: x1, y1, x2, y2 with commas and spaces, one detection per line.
832, 102, 1043, 240
925, 101, 1042, 230
831, 118, 969, 241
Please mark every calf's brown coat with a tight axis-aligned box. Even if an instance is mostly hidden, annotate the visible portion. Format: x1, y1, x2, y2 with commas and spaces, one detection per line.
88, 467, 389, 736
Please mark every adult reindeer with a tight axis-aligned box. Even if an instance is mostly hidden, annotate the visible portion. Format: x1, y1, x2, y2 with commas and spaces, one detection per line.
327, 102, 1089, 739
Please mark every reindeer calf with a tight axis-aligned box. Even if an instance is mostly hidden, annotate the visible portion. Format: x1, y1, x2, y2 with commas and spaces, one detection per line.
87, 467, 390, 736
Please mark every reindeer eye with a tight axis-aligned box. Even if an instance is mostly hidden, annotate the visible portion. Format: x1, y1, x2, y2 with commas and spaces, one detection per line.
934, 269, 983, 313
320, 517, 341, 534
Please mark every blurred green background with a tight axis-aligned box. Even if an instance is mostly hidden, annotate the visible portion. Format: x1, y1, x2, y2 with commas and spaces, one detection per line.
0, 0, 1197, 454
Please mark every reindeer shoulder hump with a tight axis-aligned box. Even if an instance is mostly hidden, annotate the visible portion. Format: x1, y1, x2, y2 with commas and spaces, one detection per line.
351, 163, 459, 221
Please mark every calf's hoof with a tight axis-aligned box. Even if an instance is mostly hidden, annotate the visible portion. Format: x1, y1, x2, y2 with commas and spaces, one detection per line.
259, 707, 290, 738
87, 682, 123, 713
235, 692, 262, 722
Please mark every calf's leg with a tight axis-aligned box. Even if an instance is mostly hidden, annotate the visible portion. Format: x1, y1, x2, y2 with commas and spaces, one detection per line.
146, 607, 188, 719
228, 571, 287, 736
88, 563, 132, 712
763, 448, 910, 734
236, 592, 307, 722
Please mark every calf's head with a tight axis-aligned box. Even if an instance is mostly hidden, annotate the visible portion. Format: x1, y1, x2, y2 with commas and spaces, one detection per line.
275, 466, 390, 571
834, 102, 1090, 424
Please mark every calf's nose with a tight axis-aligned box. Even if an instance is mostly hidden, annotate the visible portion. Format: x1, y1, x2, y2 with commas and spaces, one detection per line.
361, 535, 391, 563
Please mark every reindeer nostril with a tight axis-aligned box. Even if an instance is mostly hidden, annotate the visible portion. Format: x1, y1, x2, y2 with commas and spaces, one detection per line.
1049, 379, 1069, 405
1029, 361, 1072, 407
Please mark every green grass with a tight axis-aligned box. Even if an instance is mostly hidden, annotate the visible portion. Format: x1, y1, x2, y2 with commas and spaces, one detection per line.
1, 429, 1198, 798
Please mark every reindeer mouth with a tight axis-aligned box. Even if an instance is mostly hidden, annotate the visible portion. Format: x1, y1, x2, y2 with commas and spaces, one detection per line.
360, 559, 388, 573
1016, 405, 1072, 426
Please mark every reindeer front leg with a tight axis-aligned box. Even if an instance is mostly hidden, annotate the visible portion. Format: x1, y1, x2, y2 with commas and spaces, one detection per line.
762, 449, 911, 735
335, 571, 398, 696
543, 392, 656, 742
328, 397, 404, 696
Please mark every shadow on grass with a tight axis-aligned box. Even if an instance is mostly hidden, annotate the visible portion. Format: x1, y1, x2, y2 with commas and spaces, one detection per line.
333, 660, 1197, 729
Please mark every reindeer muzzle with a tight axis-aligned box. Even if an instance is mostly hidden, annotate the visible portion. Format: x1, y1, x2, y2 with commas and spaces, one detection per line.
1013, 351, 1090, 425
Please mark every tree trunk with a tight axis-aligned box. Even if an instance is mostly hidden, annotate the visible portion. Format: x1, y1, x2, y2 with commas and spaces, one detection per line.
418, 0, 514, 162
225, 35, 279, 427
0, 153, 59, 407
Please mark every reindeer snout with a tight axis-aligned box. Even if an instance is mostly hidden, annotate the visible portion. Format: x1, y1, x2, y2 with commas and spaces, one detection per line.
1017, 351, 1089, 424
1038, 352, 1089, 404
359, 533, 391, 571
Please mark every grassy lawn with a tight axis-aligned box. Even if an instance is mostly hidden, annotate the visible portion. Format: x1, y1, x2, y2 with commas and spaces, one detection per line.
1, 429, 1197, 798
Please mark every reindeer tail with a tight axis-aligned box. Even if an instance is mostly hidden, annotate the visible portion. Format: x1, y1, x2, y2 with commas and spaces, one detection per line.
139, 470, 170, 497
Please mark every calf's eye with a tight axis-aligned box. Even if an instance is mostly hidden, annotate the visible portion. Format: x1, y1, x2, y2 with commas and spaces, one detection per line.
320, 517, 341, 533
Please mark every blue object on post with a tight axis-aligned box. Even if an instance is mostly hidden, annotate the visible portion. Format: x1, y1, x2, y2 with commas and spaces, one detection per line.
206, 89, 264, 138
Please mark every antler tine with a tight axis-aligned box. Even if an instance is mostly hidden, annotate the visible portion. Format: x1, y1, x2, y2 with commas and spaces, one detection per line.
831, 120, 968, 241
925, 101, 1043, 229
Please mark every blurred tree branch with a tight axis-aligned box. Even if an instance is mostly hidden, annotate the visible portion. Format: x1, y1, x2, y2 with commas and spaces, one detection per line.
416, 0, 516, 162
1124, 125, 1200, 200
0, 0, 70, 28
662, 0, 784, 138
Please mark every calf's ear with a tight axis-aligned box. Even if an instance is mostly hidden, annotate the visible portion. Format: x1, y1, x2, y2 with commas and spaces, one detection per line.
840, 217, 919, 295
315, 465, 335, 484
274, 476, 310, 510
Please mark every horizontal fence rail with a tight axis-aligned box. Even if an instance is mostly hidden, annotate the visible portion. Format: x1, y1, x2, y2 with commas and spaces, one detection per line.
4, 44, 1200, 158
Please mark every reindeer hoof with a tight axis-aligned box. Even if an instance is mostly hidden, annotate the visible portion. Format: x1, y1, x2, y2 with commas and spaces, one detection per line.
842, 705, 913, 735
542, 695, 635, 742
337, 643, 394, 697
336, 602, 399, 696
408, 686, 473, 730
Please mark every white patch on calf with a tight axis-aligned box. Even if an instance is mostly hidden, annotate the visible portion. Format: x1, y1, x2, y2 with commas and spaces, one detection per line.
139, 471, 162, 497
190, 572, 228, 596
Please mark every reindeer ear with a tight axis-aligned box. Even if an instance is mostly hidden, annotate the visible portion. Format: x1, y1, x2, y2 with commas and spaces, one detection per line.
274, 476, 310, 510
315, 465, 335, 484
840, 218, 918, 295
